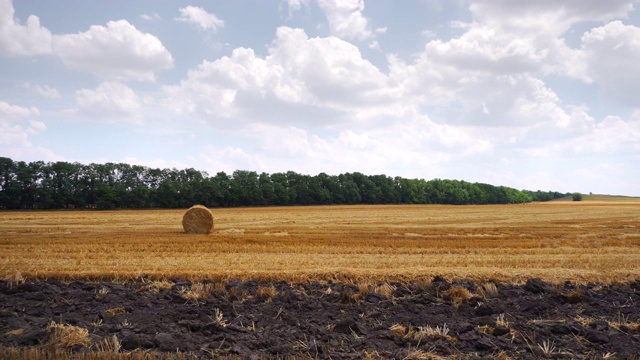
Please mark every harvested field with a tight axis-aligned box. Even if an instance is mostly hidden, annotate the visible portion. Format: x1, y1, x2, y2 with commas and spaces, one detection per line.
1, 203, 639, 283
1, 203, 639, 358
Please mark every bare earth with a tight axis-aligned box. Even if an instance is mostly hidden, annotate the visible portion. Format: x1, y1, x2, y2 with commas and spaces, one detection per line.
1, 278, 639, 359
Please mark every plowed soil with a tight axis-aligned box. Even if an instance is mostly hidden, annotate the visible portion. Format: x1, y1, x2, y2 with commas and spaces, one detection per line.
2, 277, 639, 359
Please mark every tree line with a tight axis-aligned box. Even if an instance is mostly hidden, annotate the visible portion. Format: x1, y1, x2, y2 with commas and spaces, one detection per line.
0, 157, 568, 210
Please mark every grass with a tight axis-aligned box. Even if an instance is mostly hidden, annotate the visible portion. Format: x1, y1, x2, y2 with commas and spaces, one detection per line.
553, 194, 640, 202
179, 282, 218, 303
46, 322, 92, 351
1, 203, 640, 283
390, 323, 452, 343
445, 286, 473, 307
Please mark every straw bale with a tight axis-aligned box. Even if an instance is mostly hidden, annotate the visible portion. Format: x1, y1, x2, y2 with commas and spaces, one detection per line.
182, 205, 214, 234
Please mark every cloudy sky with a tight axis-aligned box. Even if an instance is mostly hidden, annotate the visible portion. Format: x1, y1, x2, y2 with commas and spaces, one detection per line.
1, 0, 639, 196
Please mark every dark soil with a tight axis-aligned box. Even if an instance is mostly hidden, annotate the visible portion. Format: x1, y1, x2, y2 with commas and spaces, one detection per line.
1, 277, 639, 359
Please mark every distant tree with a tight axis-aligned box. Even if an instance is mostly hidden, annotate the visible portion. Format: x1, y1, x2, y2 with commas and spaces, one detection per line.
572, 193, 583, 201
0, 156, 571, 209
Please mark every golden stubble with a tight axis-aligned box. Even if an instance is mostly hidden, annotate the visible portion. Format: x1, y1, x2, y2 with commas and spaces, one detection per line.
1, 202, 639, 283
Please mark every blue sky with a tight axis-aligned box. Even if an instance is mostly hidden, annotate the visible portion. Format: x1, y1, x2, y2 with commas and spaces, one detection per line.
1, 0, 639, 196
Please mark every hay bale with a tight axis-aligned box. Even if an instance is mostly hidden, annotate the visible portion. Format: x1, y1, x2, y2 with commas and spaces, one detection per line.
182, 205, 214, 234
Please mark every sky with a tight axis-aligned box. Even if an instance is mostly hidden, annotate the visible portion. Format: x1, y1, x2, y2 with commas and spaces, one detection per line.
1, 0, 639, 196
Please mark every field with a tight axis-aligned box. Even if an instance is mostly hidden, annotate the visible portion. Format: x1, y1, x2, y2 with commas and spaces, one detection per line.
2, 203, 640, 359
555, 194, 640, 202
1, 202, 640, 283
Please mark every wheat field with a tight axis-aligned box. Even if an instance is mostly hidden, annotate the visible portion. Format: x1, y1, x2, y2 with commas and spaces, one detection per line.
1, 202, 639, 283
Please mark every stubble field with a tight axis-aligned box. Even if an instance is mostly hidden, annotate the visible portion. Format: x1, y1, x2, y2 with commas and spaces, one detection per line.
1, 202, 640, 283
2, 203, 640, 359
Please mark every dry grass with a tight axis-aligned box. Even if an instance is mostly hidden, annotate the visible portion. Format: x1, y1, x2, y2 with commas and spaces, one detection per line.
445, 286, 473, 307
2, 271, 25, 288
607, 313, 640, 331
137, 279, 175, 293
391, 323, 452, 342
105, 306, 126, 316
94, 335, 121, 353
478, 282, 498, 298
390, 324, 407, 337
374, 282, 396, 298
495, 314, 510, 328
4, 329, 24, 336
46, 322, 92, 350
179, 282, 217, 303
0, 347, 200, 359
561, 288, 583, 303
213, 308, 228, 327
256, 284, 278, 300
404, 349, 449, 360
1, 203, 640, 283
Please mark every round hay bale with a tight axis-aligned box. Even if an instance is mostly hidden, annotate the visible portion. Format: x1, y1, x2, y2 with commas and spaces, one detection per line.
182, 205, 214, 234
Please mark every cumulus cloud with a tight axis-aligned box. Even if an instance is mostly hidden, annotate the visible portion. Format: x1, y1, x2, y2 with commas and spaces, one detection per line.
74, 82, 143, 122
163, 26, 394, 127
0, 0, 52, 56
423, 25, 549, 75
0, 1, 173, 82
52, 20, 174, 82
580, 21, 640, 106
317, 0, 374, 40
456, 1, 637, 82
0, 100, 56, 160
0, 100, 39, 119
175, 6, 224, 32
468, 0, 634, 35
283, 0, 310, 19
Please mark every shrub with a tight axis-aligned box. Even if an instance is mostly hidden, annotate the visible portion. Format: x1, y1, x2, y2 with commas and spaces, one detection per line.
572, 193, 583, 201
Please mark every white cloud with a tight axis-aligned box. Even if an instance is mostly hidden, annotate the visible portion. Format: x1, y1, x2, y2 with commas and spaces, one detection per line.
375, 26, 387, 34
384, 4, 633, 130
569, 115, 640, 155
421, 29, 436, 38
0, 2, 173, 81
0, 100, 39, 119
457, 1, 637, 82
74, 82, 142, 122
140, 13, 161, 21
284, 0, 310, 19
180, 106, 494, 179
200, 145, 266, 174
424, 25, 549, 75
317, 0, 374, 40
0, 0, 52, 56
23, 82, 60, 99
163, 27, 395, 127
175, 6, 224, 32
468, 0, 634, 35
0, 100, 57, 160
52, 20, 174, 82
287, 0, 310, 12
580, 21, 640, 106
